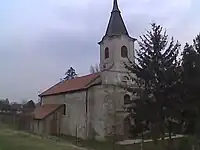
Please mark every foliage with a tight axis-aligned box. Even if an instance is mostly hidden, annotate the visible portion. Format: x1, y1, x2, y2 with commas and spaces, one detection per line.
90, 64, 100, 73
0, 125, 81, 150
181, 34, 200, 137
124, 23, 182, 141
63, 67, 77, 80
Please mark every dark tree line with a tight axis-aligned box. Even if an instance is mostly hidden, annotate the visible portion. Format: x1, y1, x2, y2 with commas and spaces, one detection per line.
0, 99, 35, 112
124, 23, 200, 146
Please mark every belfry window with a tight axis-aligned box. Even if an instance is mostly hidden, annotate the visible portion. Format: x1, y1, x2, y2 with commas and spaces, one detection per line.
121, 46, 128, 58
105, 47, 109, 59
124, 94, 131, 105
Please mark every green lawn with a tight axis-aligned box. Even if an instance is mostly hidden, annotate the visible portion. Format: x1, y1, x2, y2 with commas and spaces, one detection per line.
0, 124, 83, 150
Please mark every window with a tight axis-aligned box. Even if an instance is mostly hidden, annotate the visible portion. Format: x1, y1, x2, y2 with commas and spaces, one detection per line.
124, 94, 131, 105
121, 46, 128, 58
105, 47, 109, 59
63, 104, 66, 115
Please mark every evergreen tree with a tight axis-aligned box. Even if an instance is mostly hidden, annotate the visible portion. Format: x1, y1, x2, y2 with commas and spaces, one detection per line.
63, 67, 77, 80
181, 43, 198, 134
124, 23, 181, 141
194, 34, 200, 53
181, 34, 200, 137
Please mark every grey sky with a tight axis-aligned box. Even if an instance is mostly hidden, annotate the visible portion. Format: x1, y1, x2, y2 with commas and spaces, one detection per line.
0, 0, 199, 102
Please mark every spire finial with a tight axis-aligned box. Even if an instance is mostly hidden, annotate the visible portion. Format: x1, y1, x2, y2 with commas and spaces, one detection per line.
112, 0, 120, 12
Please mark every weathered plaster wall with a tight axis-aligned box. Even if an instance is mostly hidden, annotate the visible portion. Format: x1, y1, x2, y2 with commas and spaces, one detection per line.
88, 84, 127, 140
39, 84, 129, 140
32, 107, 64, 136
32, 120, 44, 135
40, 91, 87, 139
61, 91, 87, 139
42, 94, 65, 105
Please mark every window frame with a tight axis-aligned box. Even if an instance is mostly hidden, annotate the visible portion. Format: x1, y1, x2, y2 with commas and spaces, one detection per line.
121, 45, 128, 58
105, 47, 109, 59
124, 94, 131, 105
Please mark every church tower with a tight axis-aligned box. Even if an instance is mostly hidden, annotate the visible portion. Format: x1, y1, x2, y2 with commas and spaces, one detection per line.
99, 0, 136, 84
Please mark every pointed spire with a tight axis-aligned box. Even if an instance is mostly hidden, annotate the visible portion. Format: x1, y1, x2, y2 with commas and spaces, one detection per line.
104, 0, 129, 37
112, 0, 120, 12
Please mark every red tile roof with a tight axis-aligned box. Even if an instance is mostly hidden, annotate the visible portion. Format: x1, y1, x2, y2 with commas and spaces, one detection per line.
33, 104, 63, 120
39, 73, 100, 97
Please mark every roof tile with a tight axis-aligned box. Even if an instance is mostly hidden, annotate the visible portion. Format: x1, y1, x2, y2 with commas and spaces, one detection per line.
33, 104, 63, 119
39, 73, 100, 97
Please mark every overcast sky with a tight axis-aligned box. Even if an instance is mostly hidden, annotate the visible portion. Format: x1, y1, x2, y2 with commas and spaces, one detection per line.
0, 0, 200, 102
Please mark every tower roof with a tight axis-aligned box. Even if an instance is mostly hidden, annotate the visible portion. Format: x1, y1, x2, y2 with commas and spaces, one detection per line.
105, 0, 129, 37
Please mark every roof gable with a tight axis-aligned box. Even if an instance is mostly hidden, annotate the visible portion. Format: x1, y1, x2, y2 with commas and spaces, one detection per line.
39, 73, 100, 97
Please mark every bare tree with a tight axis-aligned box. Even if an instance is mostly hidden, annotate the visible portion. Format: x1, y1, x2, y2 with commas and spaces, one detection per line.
90, 64, 100, 73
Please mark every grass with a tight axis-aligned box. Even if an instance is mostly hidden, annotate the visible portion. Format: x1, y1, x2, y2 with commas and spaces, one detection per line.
60, 134, 185, 150
0, 123, 193, 150
60, 132, 198, 150
0, 124, 83, 150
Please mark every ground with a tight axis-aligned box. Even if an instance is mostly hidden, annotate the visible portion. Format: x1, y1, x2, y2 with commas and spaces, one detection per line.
0, 124, 189, 150
0, 124, 86, 150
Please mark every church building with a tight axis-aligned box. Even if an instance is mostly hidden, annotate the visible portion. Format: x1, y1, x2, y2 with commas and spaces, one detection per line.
32, 0, 136, 140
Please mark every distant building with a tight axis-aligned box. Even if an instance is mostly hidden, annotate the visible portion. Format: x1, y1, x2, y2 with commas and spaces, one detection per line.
32, 0, 136, 140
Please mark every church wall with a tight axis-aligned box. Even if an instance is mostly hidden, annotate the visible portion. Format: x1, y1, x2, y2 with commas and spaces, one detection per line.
102, 85, 126, 137
100, 35, 135, 72
41, 94, 65, 105
112, 36, 135, 72
99, 35, 135, 86
40, 91, 88, 139
88, 84, 127, 140
61, 90, 87, 139
87, 85, 106, 140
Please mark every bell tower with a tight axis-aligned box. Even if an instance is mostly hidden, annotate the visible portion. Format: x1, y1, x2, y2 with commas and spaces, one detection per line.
99, 0, 136, 84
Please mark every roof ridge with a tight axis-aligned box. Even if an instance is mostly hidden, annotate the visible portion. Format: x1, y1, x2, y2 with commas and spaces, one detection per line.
39, 72, 101, 97
84, 74, 100, 88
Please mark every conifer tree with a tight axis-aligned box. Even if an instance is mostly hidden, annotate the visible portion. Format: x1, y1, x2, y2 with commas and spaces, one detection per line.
124, 23, 181, 141
63, 67, 77, 80
181, 34, 200, 137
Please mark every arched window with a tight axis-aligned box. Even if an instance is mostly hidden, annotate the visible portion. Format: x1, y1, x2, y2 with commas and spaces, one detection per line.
105, 47, 109, 59
121, 46, 128, 58
124, 94, 131, 105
